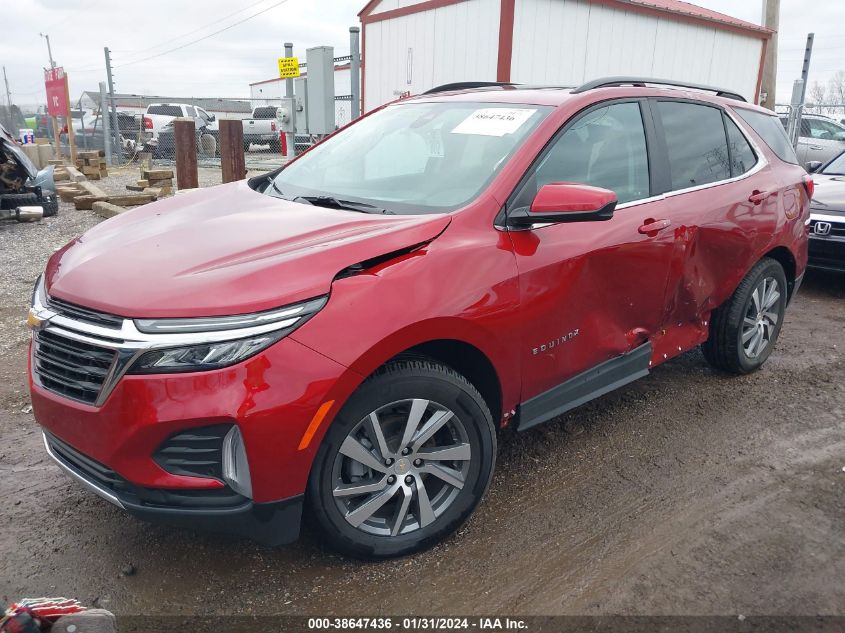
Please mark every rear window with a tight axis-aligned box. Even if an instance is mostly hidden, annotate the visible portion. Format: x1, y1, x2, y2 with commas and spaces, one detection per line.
252, 107, 278, 119
734, 108, 798, 164
147, 105, 183, 117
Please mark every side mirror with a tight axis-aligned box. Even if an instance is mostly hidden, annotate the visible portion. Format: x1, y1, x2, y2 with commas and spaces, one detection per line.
806, 161, 823, 173
208, 114, 216, 122
508, 183, 617, 227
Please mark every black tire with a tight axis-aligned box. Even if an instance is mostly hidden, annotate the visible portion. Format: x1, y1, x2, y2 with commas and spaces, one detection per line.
701, 257, 788, 374
243, 141, 251, 153
307, 359, 496, 559
269, 139, 281, 153
41, 194, 59, 218
0, 192, 39, 210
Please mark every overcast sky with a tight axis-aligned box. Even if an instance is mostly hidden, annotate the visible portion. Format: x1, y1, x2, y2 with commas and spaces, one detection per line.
2, 0, 843, 108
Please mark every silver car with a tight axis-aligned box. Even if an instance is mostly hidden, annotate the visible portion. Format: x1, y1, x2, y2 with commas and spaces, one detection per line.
781, 113, 845, 166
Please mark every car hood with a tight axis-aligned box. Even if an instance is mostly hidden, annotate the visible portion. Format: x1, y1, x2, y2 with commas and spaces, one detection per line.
810, 173, 845, 212
45, 180, 451, 318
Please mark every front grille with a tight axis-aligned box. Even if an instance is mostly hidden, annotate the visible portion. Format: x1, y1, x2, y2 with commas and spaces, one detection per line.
809, 218, 845, 237
153, 425, 231, 480
33, 330, 116, 405
47, 297, 124, 329
46, 432, 246, 509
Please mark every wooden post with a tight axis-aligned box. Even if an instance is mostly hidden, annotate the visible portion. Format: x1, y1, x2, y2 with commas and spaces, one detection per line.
219, 119, 246, 183
174, 118, 198, 190
51, 117, 62, 159
63, 74, 77, 165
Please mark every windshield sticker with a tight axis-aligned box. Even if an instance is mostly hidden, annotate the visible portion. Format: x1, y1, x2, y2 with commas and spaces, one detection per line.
451, 108, 537, 137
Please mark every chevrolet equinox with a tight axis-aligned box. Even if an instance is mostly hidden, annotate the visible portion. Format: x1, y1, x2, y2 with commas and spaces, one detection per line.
29, 78, 810, 558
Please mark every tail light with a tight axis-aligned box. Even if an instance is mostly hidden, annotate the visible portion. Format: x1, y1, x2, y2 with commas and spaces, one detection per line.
802, 174, 814, 199
143, 116, 153, 130
271, 121, 277, 132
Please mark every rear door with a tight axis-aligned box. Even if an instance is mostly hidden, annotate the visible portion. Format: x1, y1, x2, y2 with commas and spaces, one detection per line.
650, 99, 779, 328
506, 99, 676, 416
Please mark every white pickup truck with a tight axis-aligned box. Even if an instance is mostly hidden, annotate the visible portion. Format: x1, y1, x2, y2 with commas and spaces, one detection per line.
242, 106, 280, 151
142, 103, 218, 157
143, 103, 217, 140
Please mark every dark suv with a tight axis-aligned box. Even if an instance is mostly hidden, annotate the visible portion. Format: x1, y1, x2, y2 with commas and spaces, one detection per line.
29, 78, 810, 558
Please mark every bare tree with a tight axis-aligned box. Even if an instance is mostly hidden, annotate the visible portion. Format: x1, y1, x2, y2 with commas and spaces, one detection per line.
828, 71, 845, 121
808, 81, 827, 114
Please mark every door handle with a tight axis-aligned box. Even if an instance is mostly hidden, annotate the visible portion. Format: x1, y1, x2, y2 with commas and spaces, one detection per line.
748, 190, 775, 205
809, 145, 823, 151
638, 218, 671, 234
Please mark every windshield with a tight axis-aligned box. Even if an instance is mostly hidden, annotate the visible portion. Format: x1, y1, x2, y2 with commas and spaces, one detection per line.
270, 101, 551, 214
821, 151, 845, 175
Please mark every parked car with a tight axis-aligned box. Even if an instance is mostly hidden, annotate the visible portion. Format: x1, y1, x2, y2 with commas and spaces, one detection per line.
0, 122, 58, 218
29, 78, 809, 558
780, 113, 845, 166
242, 106, 281, 151
805, 149, 845, 272
142, 103, 218, 157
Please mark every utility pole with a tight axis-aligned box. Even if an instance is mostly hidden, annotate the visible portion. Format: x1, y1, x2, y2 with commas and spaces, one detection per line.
349, 27, 361, 120
3, 66, 11, 109
284, 42, 295, 157
104, 47, 119, 160
39, 33, 56, 68
40, 33, 62, 157
759, 0, 779, 110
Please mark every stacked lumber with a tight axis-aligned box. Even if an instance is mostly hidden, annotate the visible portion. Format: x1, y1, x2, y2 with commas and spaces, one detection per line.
141, 169, 173, 196
58, 181, 153, 211
76, 150, 108, 180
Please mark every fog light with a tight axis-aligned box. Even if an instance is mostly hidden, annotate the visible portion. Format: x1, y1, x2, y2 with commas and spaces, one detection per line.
222, 426, 252, 499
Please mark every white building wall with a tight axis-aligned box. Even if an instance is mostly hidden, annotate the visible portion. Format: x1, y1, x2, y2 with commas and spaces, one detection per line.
510, 0, 762, 101
363, 0, 501, 110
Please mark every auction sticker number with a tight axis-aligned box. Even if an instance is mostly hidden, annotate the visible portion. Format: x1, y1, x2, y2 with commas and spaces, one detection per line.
451, 108, 536, 136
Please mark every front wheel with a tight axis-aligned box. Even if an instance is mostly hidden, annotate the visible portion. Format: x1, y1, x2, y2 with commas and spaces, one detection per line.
307, 359, 496, 558
702, 257, 788, 374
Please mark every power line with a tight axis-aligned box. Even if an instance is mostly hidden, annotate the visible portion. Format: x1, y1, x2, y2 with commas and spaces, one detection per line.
114, 0, 275, 62
114, 0, 291, 68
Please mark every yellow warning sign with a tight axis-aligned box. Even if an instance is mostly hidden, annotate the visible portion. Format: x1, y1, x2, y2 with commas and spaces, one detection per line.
277, 57, 300, 79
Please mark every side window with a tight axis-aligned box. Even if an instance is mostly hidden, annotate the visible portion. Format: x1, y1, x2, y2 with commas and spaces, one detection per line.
526, 102, 650, 205
657, 101, 730, 190
724, 116, 757, 177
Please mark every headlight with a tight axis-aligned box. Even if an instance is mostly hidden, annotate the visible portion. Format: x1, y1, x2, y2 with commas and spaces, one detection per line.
127, 295, 327, 374
127, 333, 283, 374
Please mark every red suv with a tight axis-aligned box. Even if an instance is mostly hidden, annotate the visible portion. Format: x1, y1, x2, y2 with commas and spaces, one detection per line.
29, 78, 810, 558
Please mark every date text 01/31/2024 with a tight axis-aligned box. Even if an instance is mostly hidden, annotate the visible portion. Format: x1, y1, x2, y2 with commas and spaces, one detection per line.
307, 617, 529, 630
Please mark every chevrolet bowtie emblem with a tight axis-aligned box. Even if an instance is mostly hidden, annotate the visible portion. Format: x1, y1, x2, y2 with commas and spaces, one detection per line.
27, 308, 45, 330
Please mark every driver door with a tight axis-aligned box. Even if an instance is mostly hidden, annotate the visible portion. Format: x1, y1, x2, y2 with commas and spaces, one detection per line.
505, 100, 675, 427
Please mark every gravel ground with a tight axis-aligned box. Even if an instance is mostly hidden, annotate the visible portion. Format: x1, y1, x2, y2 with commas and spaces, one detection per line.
0, 179, 843, 616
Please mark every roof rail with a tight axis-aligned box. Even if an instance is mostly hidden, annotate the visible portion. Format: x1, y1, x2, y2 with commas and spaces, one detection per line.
572, 77, 746, 102
423, 81, 521, 95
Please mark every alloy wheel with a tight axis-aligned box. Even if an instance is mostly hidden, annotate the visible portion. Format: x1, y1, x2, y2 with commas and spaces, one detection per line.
742, 276, 781, 359
331, 398, 472, 537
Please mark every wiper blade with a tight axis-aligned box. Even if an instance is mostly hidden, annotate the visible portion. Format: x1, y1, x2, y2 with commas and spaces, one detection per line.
293, 195, 393, 214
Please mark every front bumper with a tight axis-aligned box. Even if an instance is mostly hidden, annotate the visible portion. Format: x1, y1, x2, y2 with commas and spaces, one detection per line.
31, 329, 359, 545
43, 431, 302, 545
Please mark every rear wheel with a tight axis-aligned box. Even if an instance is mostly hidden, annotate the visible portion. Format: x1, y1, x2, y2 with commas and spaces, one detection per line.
702, 257, 787, 374
307, 359, 496, 558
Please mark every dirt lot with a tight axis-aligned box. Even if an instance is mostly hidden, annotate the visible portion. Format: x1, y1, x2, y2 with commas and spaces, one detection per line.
0, 175, 843, 616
